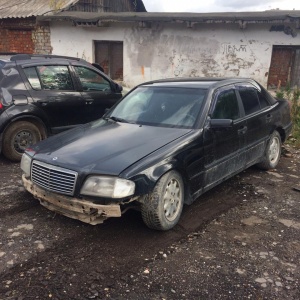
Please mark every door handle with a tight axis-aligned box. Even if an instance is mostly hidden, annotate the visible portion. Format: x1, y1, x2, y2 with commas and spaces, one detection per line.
85, 99, 94, 105
238, 126, 247, 135
38, 100, 49, 106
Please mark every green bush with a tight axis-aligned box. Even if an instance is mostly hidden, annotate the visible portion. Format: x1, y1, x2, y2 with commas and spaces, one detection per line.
276, 84, 300, 147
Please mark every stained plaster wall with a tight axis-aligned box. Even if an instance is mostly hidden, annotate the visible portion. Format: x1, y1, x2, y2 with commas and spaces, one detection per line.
50, 21, 300, 88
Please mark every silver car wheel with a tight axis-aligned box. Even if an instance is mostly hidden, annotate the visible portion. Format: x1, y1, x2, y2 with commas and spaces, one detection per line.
257, 130, 282, 170
163, 178, 182, 222
141, 170, 184, 231
268, 135, 280, 164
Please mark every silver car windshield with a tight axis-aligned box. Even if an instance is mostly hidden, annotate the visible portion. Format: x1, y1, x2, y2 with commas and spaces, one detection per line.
109, 86, 207, 128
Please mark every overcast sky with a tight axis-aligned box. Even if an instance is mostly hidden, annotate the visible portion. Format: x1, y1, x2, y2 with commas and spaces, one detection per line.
142, 0, 300, 12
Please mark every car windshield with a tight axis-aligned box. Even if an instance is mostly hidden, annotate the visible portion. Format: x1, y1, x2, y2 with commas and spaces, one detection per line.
109, 86, 207, 128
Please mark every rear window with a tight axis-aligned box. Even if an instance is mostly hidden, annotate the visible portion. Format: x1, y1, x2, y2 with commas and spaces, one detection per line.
0, 60, 5, 68
24, 67, 42, 90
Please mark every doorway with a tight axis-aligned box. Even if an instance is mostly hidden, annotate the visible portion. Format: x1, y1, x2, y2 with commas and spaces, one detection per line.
268, 46, 300, 88
94, 41, 123, 81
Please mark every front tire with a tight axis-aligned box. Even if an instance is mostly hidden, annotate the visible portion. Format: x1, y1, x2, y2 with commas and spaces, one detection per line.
141, 170, 184, 231
2, 121, 41, 162
257, 130, 282, 170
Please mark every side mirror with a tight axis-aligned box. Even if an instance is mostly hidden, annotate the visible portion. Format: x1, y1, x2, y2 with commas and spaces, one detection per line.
210, 119, 233, 129
115, 83, 123, 93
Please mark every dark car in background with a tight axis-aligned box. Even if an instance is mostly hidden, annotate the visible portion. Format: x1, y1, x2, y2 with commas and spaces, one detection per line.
21, 78, 292, 231
0, 54, 122, 161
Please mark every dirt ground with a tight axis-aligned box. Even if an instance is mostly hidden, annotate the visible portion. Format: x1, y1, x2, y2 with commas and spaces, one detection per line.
0, 144, 299, 300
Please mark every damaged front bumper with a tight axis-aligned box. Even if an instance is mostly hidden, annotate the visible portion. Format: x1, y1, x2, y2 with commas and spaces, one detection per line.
22, 175, 122, 225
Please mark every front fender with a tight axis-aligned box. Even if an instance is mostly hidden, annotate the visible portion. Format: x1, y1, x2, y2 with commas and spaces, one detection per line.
130, 157, 177, 196
120, 129, 203, 204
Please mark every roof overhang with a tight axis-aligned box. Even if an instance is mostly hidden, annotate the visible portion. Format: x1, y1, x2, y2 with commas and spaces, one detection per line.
37, 11, 300, 29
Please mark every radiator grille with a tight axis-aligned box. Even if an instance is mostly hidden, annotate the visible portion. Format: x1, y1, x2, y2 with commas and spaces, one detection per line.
31, 161, 78, 196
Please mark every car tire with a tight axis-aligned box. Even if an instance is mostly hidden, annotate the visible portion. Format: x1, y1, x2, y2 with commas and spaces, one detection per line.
141, 170, 184, 231
2, 121, 41, 162
257, 130, 282, 170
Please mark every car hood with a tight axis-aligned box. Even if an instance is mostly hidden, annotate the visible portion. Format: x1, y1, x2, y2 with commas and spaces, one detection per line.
31, 119, 191, 176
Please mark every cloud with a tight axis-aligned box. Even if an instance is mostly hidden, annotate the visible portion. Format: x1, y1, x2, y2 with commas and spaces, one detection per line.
143, 0, 300, 12
214, 0, 283, 9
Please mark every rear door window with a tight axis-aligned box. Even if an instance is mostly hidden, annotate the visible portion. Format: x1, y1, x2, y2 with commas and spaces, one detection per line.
24, 66, 74, 90
257, 91, 270, 109
238, 87, 260, 115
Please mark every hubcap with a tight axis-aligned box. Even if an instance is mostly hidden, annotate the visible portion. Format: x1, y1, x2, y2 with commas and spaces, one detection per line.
14, 131, 35, 153
163, 178, 182, 222
268, 136, 280, 163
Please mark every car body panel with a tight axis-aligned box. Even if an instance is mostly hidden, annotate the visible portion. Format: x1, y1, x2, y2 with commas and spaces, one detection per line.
29, 119, 192, 177
26, 89, 88, 132
22, 174, 122, 225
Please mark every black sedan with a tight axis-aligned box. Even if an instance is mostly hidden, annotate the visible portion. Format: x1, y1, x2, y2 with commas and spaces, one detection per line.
21, 78, 292, 230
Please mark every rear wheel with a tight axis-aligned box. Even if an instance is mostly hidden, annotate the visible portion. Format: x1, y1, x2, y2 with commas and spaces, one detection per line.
2, 121, 41, 161
141, 170, 184, 231
257, 130, 281, 170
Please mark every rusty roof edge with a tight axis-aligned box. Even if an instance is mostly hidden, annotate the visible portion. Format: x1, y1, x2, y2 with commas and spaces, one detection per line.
37, 11, 300, 23
59, 0, 81, 13
0, 0, 80, 19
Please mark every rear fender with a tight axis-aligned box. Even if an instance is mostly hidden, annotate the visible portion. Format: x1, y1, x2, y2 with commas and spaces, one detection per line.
2, 114, 48, 139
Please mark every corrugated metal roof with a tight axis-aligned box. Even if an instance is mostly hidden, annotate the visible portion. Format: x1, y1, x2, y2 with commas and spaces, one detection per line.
0, 0, 78, 18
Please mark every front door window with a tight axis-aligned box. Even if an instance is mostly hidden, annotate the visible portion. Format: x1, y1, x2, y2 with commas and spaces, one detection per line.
74, 66, 111, 92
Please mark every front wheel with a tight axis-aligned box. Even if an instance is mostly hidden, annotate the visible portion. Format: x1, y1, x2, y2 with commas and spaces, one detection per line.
2, 121, 41, 162
257, 130, 282, 170
141, 170, 184, 231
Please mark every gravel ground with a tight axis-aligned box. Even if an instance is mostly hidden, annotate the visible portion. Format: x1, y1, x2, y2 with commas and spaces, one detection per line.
0, 144, 299, 299
108, 145, 300, 300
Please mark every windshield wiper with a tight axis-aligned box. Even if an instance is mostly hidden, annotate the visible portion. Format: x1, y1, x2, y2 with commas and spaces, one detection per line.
105, 116, 132, 123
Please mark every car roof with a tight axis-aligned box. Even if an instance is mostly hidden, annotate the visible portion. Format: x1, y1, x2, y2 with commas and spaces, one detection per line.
0, 54, 94, 71
10, 54, 83, 61
140, 77, 256, 89
0, 54, 88, 66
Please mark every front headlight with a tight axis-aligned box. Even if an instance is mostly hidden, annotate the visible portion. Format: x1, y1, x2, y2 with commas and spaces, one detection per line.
80, 176, 135, 198
20, 153, 32, 177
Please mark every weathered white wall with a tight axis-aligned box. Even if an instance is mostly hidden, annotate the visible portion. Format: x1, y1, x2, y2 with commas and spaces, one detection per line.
50, 21, 300, 88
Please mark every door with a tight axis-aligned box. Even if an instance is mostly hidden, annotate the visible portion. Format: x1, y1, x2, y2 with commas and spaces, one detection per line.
203, 86, 247, 189
95, 41, 123, 80
291, 49, 300, 87
73, 66, 121, 121
268, 46, 299, 88
23, 65, 87, 133
236, 83, 275, 165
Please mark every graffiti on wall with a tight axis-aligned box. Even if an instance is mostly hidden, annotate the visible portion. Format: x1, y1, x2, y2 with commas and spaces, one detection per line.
222, 44, 248, 55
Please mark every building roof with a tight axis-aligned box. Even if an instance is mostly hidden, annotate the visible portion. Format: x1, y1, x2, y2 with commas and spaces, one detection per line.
37, 10, 300, 27
0, 0, 78, 18
0, 0, 146, 19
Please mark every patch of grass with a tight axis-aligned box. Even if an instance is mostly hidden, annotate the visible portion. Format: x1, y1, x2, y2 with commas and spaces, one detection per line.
276, 82, 300, 148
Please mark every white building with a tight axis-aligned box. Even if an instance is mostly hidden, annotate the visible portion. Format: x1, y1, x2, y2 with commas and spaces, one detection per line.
40, 10, 300, 88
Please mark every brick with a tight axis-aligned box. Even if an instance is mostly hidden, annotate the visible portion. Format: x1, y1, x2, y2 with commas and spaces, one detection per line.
0, 19, 51, 55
